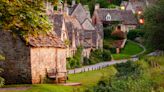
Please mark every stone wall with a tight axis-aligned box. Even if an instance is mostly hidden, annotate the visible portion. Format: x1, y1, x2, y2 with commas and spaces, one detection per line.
83, 48, 92, 58
30, 48, 67, 84
0, 31, 31, 84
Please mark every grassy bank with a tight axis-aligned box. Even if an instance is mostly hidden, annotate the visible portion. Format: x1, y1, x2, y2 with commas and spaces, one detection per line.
112, 41, 144, 60
1, 66, 116, 92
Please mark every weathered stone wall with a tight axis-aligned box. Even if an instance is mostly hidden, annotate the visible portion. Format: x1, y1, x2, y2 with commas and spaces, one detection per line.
83, 48, 92, 58
121, 24, 137, 32
0, 31, 31, 84
56, 48, 67, 77
30, 48, 67, 84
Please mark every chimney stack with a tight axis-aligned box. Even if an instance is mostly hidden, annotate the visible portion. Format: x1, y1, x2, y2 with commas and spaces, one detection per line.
95, 3, 100, 10
72, 0, 76, 6
64, 0, 69, 15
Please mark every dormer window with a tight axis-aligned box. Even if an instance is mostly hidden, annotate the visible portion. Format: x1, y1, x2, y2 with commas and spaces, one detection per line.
106, 13, 111, 21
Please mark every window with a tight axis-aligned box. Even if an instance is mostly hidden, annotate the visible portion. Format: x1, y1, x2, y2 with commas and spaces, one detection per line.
106, 13, 111, 21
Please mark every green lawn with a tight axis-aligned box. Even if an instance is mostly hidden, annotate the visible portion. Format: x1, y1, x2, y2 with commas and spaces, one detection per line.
1, 66, 117, 92
112, 41, 144, 60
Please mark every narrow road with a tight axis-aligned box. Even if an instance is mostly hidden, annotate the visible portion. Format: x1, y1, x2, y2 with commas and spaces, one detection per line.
68, 59, 134, 74
68, 41, 144, 74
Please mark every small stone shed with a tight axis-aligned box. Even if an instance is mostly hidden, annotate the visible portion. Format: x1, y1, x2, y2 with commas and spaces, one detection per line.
0, 31, 67, 84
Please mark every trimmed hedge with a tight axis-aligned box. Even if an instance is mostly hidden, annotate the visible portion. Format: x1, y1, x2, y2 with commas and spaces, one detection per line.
127, 29, 145, 40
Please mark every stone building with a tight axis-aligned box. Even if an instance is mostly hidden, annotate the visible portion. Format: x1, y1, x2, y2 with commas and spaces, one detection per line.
120, 0, 157, 14
53, 12, 83, 57
0, 31, 67, 84
92, 5, 138, 33
68, 1, 104, 57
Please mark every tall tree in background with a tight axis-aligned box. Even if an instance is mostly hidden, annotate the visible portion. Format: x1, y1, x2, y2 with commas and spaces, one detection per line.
144, 0, 164, 50
0, 0, 52, 37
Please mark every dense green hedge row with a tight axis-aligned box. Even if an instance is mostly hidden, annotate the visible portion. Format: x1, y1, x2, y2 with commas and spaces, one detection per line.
84, 49, 112, 65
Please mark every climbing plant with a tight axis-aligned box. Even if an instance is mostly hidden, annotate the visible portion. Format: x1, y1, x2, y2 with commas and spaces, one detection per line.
0, 0, 52, 38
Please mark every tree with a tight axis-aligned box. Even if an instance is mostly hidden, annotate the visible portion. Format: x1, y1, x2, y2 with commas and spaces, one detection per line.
0, 0, 52, 38
144, 0, 164, 50
0, 55, 5, 87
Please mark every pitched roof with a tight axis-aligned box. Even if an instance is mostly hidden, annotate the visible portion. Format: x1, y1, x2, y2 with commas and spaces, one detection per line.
121, 10, 138, 25
96, 9, 138, 25
53, 13, 63, 37
25, 32, 66, 48
64, 15, 81, 40
82, 19, 95, 31
69, 4, 88, 24
96, 9, 122, 22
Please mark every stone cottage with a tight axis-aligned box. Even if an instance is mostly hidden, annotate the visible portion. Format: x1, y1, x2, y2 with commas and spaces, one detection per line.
120, 0, 157, 14
92, 4, 138, 33
53, 12, 83, 57
68, 1, 104, 57
0, 31, 67, 84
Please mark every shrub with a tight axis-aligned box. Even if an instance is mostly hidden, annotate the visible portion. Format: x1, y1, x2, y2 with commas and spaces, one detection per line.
127, 29, 145, 40
89, 49, 112, 64
89, 49, 103, 64
103, 49, 112, 61
83, 57, 90, 65
93, 60, 153, 92
66, 46, 83, 69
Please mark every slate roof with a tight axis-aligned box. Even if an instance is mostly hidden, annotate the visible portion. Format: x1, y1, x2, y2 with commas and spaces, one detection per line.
130, 1, 145, 12
69, 4, 88, 24
82, 19, 95, 31
96, 9, 122, 22
121, 10, 138, 25
25, 32, 66, 48
53, 13, 63, 37
96, 9, 138, 25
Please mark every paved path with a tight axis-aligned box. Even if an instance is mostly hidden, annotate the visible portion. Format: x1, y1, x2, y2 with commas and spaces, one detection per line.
68, 59, 130, 74
0, 87, 30, 91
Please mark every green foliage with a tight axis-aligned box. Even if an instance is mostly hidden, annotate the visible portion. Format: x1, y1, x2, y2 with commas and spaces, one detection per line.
96, 0, 110, 8
112, 41, 144, 60
127, 29, 145, 40
121, 41, 144, 55
67, 46, 83, 69
88, 49, 111, 65
89, 49, 103, 64
83, 57, 91, 65
0, 55, 5, 87
103, 49, 111, 61
112, 54, 130, 60
144, 0, 164, 50
0, 55, 5, 61
0, 0, 52, 37
93, 60, 153, 92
